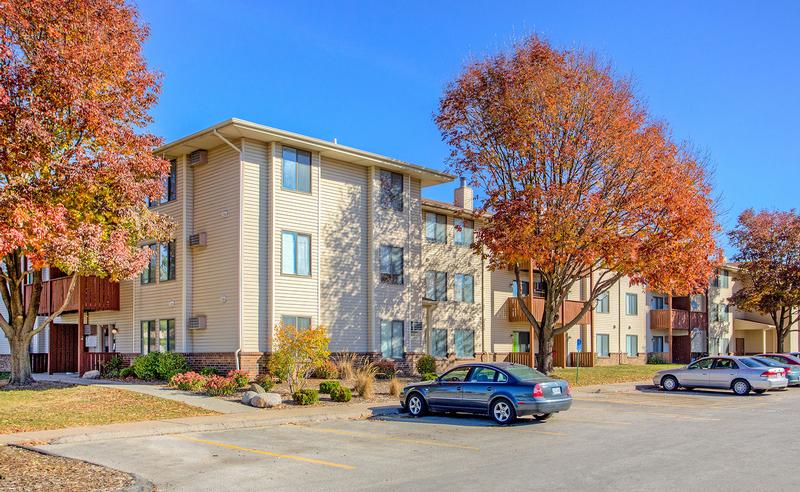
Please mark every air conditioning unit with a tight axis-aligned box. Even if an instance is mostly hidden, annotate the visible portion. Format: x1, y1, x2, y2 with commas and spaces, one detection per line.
188, 315, 207, 330
188, 232, 207, 247
188, 149, 208, 167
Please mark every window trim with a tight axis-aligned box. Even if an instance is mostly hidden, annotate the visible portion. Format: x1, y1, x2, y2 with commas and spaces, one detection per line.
454, 273, 474, 303
281, 146, 312, 194
379, 245, 404, 285
596, 291, 610, 314
626, 334, 638, 357
159, 319, 176, 352
159, 240, 176, 282
281, 315, 312, 330
140, 244, 158, 285
380, 319, 404, 359
148, 159, 177, 207
596, 333, 610, 358
140, 320, 156, 354
431, 328, 448, 358
425, 270, 448, 301
425, 212, 447, 244
453, 218, 474, 247
625, 293, 638, 316
454, 329, 475, 359
379, 170, 404, 211
281, 231, 312, 277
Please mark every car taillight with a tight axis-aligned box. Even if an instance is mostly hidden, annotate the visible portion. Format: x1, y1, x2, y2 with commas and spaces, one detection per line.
762, 369, 782, 377
760, 371, 773, 377
533, 384, 543, 398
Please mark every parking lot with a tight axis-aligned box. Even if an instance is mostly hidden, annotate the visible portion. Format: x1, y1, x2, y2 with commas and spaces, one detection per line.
36, 386, 798, 491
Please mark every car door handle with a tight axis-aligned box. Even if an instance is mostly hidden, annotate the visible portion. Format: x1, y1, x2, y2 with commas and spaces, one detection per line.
486, 386, 492, 391
456, 386, 462, 391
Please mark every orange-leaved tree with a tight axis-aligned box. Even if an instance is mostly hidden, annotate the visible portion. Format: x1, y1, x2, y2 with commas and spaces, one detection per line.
0, 0, 171, 385
729, 209, 800, 353
436, 36, 720, 372
269, 322, 331, 394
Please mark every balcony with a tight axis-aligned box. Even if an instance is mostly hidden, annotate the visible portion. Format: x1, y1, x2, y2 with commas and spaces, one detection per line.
650, 309, 707, 331
24, 276, 120, 315
507, 295, 591, 325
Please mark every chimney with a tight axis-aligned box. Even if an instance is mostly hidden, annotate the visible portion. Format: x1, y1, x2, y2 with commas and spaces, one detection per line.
454, 177, 473, 211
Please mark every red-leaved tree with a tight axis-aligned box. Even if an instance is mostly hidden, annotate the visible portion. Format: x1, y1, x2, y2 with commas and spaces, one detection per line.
729, 209, 800, 353
0, 0, 172, 385
436, 36, 720, 372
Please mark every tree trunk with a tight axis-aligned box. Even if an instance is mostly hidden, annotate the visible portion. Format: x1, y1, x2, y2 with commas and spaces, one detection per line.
537, 330, 554, 374
8, 335, 34, 386
777, 329, 785, 354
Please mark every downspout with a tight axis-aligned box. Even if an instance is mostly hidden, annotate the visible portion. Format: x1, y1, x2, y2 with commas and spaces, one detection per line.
480, 250, 485, 361
213, 129, 244, 370
618, 279, 622, 365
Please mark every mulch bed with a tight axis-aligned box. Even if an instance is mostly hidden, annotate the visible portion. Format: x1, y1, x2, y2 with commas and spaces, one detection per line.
220, 377, 414, 407
0, 445, 136, 492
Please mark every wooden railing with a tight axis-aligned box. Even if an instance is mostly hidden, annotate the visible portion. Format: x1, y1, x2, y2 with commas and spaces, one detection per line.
569, 352, 594, 367
504, 352, 531, 366
82, 352, 116, 373
553, 348, 566, 368
24, 276, 120, 315
650, 309, 708, 331
507, 296, 591, 325
30, 353, 48, 373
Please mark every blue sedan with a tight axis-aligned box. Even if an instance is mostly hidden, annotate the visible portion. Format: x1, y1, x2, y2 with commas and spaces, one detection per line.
400, 362, 572, 424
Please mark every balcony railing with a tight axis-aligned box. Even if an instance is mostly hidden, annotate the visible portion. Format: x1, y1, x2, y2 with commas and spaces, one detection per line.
507, 296, 591, 325
650, 309, 707, 331
24, 276, 120, 315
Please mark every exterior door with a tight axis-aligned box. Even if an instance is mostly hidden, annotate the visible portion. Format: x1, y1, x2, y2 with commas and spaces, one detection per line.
461, 367, 501, 410
49, 324, 78, 373
708, 358, 739, 388
682, 357, 713, 386
427, 366, 471, 410
735, 338, 745, 355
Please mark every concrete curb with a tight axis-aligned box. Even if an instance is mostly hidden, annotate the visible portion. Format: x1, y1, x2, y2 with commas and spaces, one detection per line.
9, 443, 155, 492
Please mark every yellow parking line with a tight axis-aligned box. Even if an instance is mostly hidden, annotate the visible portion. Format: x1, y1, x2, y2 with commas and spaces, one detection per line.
286, 424, 480, 451
174, 435, 355, 471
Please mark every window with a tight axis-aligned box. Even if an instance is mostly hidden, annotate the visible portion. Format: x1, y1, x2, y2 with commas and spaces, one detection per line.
379, 170, 403, 211
159, 241, 176, 281
431, 328, 447, 358
713, 358, 738, 370
140, 320, 156, 354
651, 295, 666, 310
512, 280, 530, 297
425, 271, 447, 301
652, 336, 664, 353
425, 212, 447, 243
159, 319, 175, 352
710, 303, 729, 322
281, 315, 311, 330
739, 357, 763, 368
454, 273, 474, 303
626, 335, 638, 357
380, 319, 404, 359
596, 334, 610, 357
440, 366, 471, 382
512, 331, 531, 353
148, 160, 177, 207
281, 232, 311, 276
625, 293, 638, 315
282, 147, 311, 193
596, 291, 610, 313
470, 367, 499, 383
380, 245, 403, 284
140, 244, 158, 284
454, 218, 474, 246
454, 329, 474, 358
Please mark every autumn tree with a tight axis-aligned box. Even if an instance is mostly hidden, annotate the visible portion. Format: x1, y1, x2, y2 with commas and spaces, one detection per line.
436, 36, 719, 372
729, 209, 800, 353
0, 0, 171, 385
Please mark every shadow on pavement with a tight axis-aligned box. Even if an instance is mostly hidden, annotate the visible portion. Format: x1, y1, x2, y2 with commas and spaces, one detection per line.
633, 384, 781, 398
373, 411, 548, 428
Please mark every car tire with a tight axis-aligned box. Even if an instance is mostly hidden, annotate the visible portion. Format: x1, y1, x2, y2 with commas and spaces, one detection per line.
534, 413, 552, 422
732, 379, 751, 396
754, 389, 767, 394
661, 375, 679, 391
406, 392, 428, 417
490, 398, 516, 425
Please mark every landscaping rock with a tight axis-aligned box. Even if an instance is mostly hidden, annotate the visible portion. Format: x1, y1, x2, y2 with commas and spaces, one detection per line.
241, 391, 259, 405
250, 392, 282, 408
81, 370, 101, 379
248, 383, 266, 394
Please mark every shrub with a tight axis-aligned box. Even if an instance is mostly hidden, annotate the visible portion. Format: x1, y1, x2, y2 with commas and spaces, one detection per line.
335, 352, 358, 380
389, 377, 402, 397
319, 380, 341, 394
131, 353, 159, 380
354, 372, 375, 399
311, 360, 339, 379
647, 354, 667, 365
421, 372, 437, 381
416, 355, 436, 375
119, 366, 135, 378
374, 359, 397, 379
293, 388, 319, 405
156, 352, 190, 380
169, 371, 207, 392
227, 370, 250, 389
330, 386, 352, 402
199, 367, 221, 377
204, 375, 238, 396
254, 374, 275, 391
102, 355, 126, 377
269, 322, 331, 394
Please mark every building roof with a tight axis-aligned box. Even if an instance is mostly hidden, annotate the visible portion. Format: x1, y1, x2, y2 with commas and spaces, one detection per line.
155, 118, 454, 187
421, 198, 484, 218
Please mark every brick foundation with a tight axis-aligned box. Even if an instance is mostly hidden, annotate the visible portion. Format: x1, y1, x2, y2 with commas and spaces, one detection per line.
594, 353, 647, 366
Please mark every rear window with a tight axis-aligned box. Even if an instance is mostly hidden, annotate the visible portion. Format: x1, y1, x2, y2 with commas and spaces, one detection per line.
739, 358, 766, 368
504, 365, 547, 381
753, 357, 782, 367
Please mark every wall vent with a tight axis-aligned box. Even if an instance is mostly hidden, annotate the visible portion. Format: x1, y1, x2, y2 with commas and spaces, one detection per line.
188, 149, 208, 166
188, 232, 207, 247
188, 315, 207, 330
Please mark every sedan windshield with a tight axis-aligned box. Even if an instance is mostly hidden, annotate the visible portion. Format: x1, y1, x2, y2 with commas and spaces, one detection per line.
504, 365, 547, 381
739, 358, 767, 368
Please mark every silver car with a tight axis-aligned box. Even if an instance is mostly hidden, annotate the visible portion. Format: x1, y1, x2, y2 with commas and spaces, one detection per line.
653, 356, 788, 395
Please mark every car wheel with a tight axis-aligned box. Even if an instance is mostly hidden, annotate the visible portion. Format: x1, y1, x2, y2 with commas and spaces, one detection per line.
490, 398, 516, 425
661, 375, 679, 391
534, 413, 552, 422
406, 393, 428, 417
754, 389, 767, 394
732, 379, 751, 396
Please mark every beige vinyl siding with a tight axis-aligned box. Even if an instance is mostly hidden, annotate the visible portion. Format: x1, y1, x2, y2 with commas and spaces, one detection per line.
592, 273, 646, 356
272, 144, 319, 337
241, 139, 269, 352
490, 269, 536, 354
61, 280, 136, 353
320, 158, 369, 352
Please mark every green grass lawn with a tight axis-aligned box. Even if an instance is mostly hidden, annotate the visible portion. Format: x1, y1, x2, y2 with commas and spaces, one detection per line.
0, 385, 217, 434
552, 364, 684, 387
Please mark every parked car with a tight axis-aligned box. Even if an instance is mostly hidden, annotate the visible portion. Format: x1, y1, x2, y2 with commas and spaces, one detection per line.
758, 353, 800, 367
653, 356, 788, 395
400, 362, 572, 425
751, 356, 800, 386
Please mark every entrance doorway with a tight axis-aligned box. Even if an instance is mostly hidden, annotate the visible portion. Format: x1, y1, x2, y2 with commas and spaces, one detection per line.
49, 324, 78, 373
735, 337, 745, 356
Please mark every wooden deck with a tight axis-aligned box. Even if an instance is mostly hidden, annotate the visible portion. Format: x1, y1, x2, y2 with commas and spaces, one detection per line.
650, 309, 708, 331
506, 296, 591, 325
24, 276, 120, 315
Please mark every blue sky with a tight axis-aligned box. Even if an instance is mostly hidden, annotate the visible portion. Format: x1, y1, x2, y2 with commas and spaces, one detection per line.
138, 1, 799, 255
